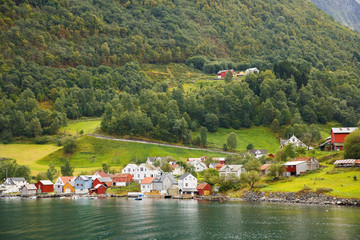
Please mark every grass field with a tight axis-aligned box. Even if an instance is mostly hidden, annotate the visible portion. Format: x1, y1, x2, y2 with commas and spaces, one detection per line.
0, 144, 62, 174
37, 136, 227, 172
60, 119, 101, 135
192, 126, 279, 153
262, 165, 360, 198
315, 121, 342, 139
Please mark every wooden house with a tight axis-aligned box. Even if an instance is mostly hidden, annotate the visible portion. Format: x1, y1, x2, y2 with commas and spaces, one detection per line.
92, 177, 113, 188
89, 184, 107, 195
197, 183, 212, 196
140, 177, 156, 193
112, 173, 133, 186
74, 175, 93, 194
260, 164, 271, 176
178, 173, 198, 195
63, 181, 75, 193
35, 180, 54, 193
54, 176, 75, 193
219, 165, 244, 178
217, 69, 235, 79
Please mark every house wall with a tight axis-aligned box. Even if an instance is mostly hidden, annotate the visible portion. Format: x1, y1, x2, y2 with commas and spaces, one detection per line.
141, 183, 152, 193
36, 183, 53, 193
198, 185, 212, 196
64, 183, 75, 193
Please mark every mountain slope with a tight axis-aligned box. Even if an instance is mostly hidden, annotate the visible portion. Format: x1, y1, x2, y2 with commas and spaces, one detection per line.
312, 0, 360, 32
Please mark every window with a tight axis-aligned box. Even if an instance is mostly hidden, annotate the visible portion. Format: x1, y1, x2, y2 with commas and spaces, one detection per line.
140, 167, 143, 171
185, 183, 188, 187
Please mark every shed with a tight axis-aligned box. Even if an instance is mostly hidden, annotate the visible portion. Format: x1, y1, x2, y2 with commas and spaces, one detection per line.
20, 184, 37, 196
35, 180, 54, 193
334, 159, 356, 167
92, 177, 113, 188
284, 161, 307, 176
197, 183, 212, 196
63, 181, 75, 193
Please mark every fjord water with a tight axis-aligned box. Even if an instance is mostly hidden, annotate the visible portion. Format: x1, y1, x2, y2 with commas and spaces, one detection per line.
1, 199, 360, 240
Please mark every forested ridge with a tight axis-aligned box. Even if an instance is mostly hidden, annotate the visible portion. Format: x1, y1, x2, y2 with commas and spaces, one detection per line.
1, 0, 360, 145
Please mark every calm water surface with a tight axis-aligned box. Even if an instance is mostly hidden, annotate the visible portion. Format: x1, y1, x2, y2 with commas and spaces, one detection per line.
1, 198, 360, 240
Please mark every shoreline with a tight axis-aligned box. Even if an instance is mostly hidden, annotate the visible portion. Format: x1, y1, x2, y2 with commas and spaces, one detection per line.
2, 191, 360, 207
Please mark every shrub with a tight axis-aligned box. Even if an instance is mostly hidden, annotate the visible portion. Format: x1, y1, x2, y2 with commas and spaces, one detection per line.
61, 136, 77, 153
315, 187, 333, 194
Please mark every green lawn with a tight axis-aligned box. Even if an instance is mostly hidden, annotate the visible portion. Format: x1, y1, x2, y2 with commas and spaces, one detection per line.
262, 165, 360, 198
315, 121, 342, 139
0, 143, 62, 174
192, 126, 279, 153
60, 119, 101, 135
37, 135, 227, 170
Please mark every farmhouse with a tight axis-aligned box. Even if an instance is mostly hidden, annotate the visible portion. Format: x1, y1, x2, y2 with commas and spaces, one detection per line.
217, 69, 235, 79
330, 127, 358, 151
219, 165, 244, 178
178, 173, 198, 195
112, 173, 133, 186
187, 159, 207, 172
284, 161, 308, 176
20, 184, 37, 196
248, 149, 268, 158
54, 176, 75, 193
280, 135, 307, 148
197, 183, 212, 196
35, 180, 54, 193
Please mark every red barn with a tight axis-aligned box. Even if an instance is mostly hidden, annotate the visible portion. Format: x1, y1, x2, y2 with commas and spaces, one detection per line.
217, 69, 235, 79
197, 183, 212, 196
89, 184, 107, 195
331, 127, 358, 151
112, 173, 133, 186
35, 180, 54, 193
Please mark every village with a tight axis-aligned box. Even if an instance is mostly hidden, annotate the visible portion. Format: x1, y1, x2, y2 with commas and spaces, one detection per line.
0, 127, 359, 200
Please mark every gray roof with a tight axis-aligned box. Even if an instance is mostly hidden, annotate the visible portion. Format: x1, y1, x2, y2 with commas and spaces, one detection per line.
209, 163, 218, 168
248, 149, 267, 155
219, 165, 243, 172
22, 184, 37, 190
180, 188, 198, 192
331, 127, 358, 134
178, 172, 190, 180
39, 180, 53, 185
98, 177, 112, 182
11, 177, 26, 182
153, 175, 166, 183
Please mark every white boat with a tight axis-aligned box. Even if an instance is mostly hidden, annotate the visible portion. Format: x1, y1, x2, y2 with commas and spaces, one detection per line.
72, 195, 80, 200
29, 196, 37, 199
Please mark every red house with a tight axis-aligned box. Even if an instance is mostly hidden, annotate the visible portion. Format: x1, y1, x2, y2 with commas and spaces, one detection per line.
35, 180, 54, 193
331, 127, 358, 151
112, 173, 133, 186
89, 184, 107, 195
197, 183, 212, 196
217, 69, 235, 79
92, 177, 113, 188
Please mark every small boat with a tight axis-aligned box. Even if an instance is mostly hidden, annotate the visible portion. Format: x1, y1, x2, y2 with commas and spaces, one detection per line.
72, 195, 79, 200
135, 194, 143, 200
29, 196, 37, 200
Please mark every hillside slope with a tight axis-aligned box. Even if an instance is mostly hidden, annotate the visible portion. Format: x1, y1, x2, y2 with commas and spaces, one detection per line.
312, 0, 360, 32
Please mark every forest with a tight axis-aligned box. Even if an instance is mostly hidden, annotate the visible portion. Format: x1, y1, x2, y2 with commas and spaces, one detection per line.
1, 0, 360, 144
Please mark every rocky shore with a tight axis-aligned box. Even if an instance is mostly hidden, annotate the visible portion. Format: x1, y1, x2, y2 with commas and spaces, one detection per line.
242, 191, 360, 206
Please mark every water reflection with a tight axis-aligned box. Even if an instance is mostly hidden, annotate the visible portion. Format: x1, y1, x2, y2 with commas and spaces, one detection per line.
1, 199, 360, 240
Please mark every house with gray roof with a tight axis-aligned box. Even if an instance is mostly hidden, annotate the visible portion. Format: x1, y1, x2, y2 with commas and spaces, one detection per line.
219, 165, 245, 178
152, 174, 174, 194
178, 173, 198, 195
1, 177, 28, 193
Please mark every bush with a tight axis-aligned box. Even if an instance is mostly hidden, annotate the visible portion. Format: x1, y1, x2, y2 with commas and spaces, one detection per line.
61, 136, 77, 153
315, 187, 333, 194
34, 136, 53, 144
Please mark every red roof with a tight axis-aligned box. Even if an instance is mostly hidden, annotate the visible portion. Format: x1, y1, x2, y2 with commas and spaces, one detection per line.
355, 160, 360, 164
197, 182, 211, 190
113, 173, 132, 182
141, 177, 155, 184
170, 164, 178, 170
216, 164, 223, 170
96, 171, 110, 178
293, 157, 312, 162
59, 176, 75, 184
261, 164, 270, 170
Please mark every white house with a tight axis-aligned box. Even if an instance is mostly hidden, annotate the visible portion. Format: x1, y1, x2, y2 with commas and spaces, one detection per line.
280, 135, 307, 148
245, 67, 259, 75
1, 177, 28, 193
54, 176, 75, 193
187, 160, 207, 172
219, 165, 244, 178
178, 173, 198, 195
122, 164, 138, 177
133, 164, 162, 183
140, 177, 155, 193
152, 174, 174, 194
20, 184, 37, 196
171, 164, 185, 176
248, 149, 268, 158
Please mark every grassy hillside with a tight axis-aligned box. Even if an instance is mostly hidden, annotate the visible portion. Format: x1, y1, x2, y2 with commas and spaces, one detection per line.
0, 144, 61, 174
192, 126, 279, 153
37, 135, 227, 170
262, 165, 360, 198
60, 119, 101, 135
